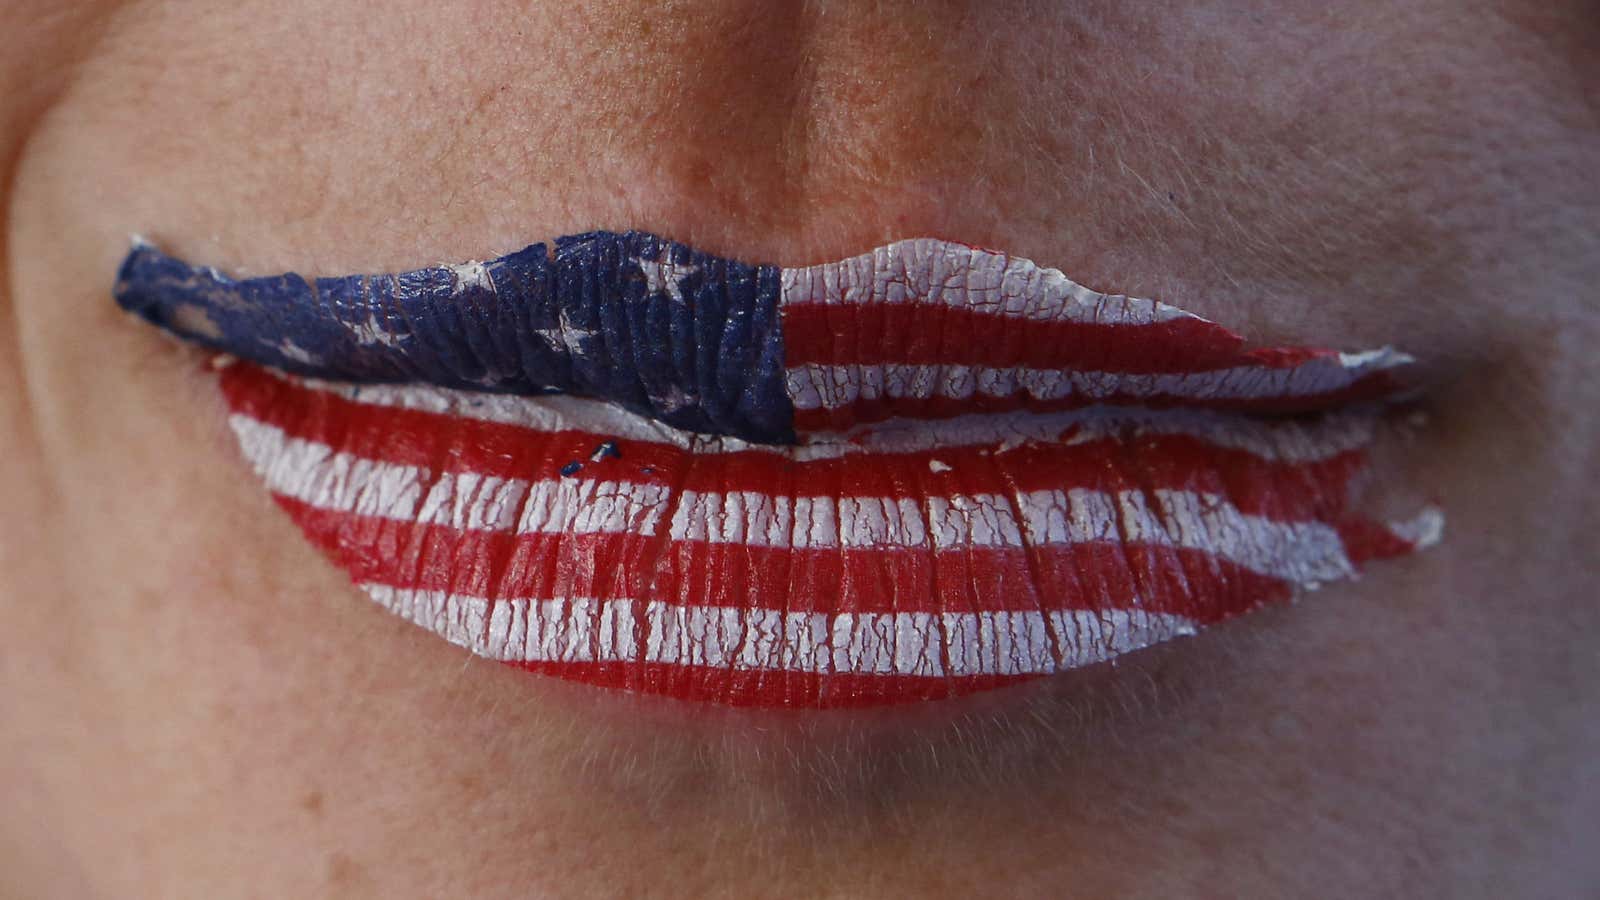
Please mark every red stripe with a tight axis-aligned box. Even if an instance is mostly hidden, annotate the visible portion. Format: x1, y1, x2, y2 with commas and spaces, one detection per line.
782, 301, 1259, 371
275, 496, 661, 602
502, 659, 1043, 708
274, 495, 1293, 621
652, 536, 1291, 621
790, 371, 1402, 432
225, 365, 1367, 522
690, 433, 1364, 522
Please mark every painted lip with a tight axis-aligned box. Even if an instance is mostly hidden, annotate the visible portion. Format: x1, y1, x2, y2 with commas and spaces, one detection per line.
115, 231, 1441, 708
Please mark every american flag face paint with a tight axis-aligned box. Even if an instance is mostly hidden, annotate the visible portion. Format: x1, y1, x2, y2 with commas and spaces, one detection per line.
115, 231, 1441, 708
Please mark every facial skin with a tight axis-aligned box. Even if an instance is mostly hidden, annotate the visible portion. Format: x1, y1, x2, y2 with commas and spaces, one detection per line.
2, 1, 1597, 896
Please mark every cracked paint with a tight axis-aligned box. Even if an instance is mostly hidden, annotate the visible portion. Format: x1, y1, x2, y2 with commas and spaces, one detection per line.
114, 232, 1441, 707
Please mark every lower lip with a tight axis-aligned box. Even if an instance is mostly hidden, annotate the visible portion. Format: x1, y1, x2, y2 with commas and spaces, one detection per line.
218, 359, 1433, 709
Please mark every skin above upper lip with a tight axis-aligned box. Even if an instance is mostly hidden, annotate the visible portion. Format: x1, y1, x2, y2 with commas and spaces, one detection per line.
112, 229, 1441, 708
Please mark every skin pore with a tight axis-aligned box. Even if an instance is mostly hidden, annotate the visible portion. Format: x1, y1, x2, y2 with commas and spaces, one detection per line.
2, 1, 1597, 896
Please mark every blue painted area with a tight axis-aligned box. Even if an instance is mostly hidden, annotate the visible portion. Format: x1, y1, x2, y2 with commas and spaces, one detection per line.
114, 231, 796, 443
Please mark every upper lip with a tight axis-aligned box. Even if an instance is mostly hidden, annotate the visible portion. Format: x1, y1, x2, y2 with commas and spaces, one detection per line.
113, 229, 1413, 444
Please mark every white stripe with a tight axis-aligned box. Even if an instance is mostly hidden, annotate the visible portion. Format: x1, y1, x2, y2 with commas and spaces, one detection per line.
231, 416, 672, 536
370, 585, 639, 663
363, 585, 1199, 677
665, 491, 843, 549
1017, 488, 1356, 585
285, 371, 1374, 464
666, 488, 1352, 584
515, 479, 672, 536
233, 415, 431, 521
666, 491, 1024, 551
785, 350, 1410, 411
237, 414, 1350, 585
778, 237, 1195, 326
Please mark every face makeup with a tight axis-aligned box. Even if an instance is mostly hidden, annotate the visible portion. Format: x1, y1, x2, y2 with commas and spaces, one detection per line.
114, 231, 1441, 708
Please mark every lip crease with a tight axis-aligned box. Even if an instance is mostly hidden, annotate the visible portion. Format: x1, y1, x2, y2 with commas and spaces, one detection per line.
114, 230, 1442, 708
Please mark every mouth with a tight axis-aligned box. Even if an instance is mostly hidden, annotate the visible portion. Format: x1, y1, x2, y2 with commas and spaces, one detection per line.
115, 230, 1441, 708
